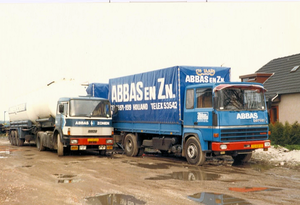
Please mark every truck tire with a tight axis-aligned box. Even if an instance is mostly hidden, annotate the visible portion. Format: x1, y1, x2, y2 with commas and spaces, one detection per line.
36, 133, 45, 151
9, 131, 13, 145
57, 133, 64, 157
14, 130, 19, 146
124, 133, 138, 157
232, 153, 252, 164
185, 137, 206, 166
11, 131, 16, 145
17, 138, 25, 146
8, 132, 12, 144
15, 131, 24, 146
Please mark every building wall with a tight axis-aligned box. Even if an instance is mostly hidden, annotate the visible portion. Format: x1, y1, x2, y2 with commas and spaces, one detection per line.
278, 93, 300, 123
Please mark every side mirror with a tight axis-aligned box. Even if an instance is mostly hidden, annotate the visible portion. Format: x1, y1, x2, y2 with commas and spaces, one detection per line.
59, 104, 64, 114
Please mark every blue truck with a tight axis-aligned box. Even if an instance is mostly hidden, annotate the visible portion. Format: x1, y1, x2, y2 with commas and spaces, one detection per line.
89, 66, 271, 165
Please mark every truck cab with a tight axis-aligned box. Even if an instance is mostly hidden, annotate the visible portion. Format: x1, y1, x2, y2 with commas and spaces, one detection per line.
183, 82, 271, 165
36, 96, 114, 156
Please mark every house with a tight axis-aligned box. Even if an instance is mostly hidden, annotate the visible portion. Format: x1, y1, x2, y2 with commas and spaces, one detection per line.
240, 53, 300, 124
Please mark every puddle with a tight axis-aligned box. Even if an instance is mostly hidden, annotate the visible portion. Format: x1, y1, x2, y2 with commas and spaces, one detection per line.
22, 165, 33, 168
229, 187, 282, 192
0, 150, 10, 158
58, 178, 81, 183
64, 161, 80, 166
188, 192, 251, 205
146, 171, 220, 181
55, 174, 81, 183
85, 193, 146, 205
0, 150, 10, 154
122, 160, 175, 169
221, 179, 248, 183
233, 163, 275, 172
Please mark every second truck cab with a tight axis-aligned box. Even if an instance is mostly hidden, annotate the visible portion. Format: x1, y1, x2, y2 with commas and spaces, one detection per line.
183, 82, 270, 165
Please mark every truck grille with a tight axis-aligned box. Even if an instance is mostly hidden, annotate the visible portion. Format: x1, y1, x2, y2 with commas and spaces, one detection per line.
220, 127, 268, 142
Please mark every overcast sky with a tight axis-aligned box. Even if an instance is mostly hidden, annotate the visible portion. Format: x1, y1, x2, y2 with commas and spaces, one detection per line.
0, 1, 300, 121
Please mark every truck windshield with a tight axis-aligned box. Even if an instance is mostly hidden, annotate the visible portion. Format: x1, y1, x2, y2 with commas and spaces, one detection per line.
69, 99, 111, 118
216, 87, 265, 111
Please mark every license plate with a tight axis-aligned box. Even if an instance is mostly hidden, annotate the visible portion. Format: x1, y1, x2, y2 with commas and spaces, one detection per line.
88, 138, 99, 142
71, 146, 78, 150
251, 144, 263, 148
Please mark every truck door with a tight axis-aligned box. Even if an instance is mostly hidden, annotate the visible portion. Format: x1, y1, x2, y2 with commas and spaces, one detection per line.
56, 102, 68, 133
184, 87, 213, 142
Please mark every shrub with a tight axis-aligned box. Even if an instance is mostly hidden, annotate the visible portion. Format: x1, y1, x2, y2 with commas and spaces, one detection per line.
269, 121, 300, 148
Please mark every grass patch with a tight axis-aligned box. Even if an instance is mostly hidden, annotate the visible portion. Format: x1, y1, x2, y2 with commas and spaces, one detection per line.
285, 144, 300, 151
272, 144, 300, 151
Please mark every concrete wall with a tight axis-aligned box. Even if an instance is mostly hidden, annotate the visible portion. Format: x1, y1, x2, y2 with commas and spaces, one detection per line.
279, 93, 300, 124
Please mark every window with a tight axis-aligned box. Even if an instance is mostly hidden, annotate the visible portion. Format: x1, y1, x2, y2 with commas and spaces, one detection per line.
290, 65, 299, 73
217, 87, 265, 111
186, 89, 194, 109
196, 88, 212, 108
57, 102, 68, 115
70, 99, 111, 117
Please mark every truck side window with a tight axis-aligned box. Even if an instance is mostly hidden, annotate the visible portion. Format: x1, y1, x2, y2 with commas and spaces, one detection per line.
186, 89, 194, 109
196, 88, 212, 108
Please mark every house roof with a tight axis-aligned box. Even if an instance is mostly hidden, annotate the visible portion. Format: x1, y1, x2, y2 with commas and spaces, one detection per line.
256, 53, 300, 100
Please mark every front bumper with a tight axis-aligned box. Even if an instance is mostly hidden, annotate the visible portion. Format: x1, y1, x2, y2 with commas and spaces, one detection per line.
68, 137, 114, 151
211, 140, 271, 151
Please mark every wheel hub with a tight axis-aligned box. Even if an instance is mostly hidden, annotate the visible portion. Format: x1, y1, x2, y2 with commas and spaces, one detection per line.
126, 140, 132, 151
187, 144, 197, 159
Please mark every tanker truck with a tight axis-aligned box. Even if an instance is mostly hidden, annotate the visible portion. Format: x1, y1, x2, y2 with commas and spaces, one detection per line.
90, 66, 271, 165
8, 79, 114, 156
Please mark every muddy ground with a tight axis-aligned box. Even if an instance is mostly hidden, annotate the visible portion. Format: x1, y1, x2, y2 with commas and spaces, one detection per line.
0, 136, 299, 205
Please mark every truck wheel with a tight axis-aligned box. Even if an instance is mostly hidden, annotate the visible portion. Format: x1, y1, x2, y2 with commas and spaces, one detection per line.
14, 131, 19, 146
17, 138, 25, 146
9, 132, 14, 145
15, 131, 24, 146
8, 132, 12, 144
12, 131, 17, 146
57, 134, 64, 157
185, 137, 206, 166
37, 136, 45, 151
124, 133, 138, 157
232, 153, 252, 164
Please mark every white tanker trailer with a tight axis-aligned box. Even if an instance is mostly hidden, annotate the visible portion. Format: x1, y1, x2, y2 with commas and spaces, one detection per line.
8, 79, 114, 156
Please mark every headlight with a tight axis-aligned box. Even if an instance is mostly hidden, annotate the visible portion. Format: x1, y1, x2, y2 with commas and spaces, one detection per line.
79, 145, 86, 150
264, 141, 271, 147
106, 139, 113, 144
99, 145, 106, 150
71, 139, 78, 144
220, 144, 227, 150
